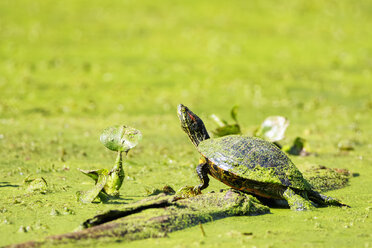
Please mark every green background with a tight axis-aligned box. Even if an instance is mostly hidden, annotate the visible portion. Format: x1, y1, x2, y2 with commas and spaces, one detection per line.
0, 0, 371, 247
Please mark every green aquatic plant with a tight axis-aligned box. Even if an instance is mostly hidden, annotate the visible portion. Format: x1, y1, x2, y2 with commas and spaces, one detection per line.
211, 105, 241, 137
23, 177, 48, 194
211, 107, 290, 147
282, 137, 311, 156
77, 125, 142, 203
100, 125, 142, 152
254, 117, 311, 156
210, 107, 307, 157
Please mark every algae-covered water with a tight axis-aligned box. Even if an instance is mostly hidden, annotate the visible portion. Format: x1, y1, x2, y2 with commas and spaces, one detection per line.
1, 0, 372, 247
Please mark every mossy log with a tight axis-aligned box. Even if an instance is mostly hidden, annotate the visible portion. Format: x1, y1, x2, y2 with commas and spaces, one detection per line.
8, 190, 269, 248
8, 165, 352, 248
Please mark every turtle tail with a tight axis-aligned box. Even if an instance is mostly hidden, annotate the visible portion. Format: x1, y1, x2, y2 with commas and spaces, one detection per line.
308, 190, 350, 208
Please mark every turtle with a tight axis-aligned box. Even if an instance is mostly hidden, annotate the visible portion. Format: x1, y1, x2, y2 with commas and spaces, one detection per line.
177, 104, 349, 210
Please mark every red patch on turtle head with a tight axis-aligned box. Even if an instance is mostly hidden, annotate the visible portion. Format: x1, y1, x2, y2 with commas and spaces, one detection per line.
188, 112, 196, 122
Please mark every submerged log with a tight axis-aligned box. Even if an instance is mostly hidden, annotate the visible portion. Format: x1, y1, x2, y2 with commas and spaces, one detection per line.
8, 165, 352, 248
9, 190, 269, 248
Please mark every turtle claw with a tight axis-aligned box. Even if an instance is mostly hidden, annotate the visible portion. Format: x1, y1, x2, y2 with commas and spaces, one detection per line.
176, 186, 202, 199
193, 186, 202, 195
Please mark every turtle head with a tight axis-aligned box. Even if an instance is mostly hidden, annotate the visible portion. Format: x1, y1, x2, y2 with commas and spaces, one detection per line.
177, 104, 210, 147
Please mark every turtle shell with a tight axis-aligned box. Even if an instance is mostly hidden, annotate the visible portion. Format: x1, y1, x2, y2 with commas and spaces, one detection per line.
198, 136, 311, 191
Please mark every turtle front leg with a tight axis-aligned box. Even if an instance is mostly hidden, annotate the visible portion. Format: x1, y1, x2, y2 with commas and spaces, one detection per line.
282, 188, 314, 211
194, 161, 210, 193
176, 159, 210, 198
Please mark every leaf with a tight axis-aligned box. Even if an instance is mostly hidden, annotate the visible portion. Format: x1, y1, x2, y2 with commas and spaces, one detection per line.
78, 152, 125, 198
255, 116, 289, 142
210, 106, 241, 137
230, 105, 239, 123
77, 169, 109, 203
210, 114, 227, 127
212, 124, 241, 137
23, 177, 48, 194
78, 169, 103, 183
100, 125, 142, 152
283, 137, 311, 156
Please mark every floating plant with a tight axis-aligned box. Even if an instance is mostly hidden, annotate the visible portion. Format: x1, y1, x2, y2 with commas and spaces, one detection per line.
211, 105, 241, 137
77, 125, 142, 203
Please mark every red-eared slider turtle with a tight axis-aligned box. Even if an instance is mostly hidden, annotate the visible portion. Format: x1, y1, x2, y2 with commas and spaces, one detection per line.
177, 104, 349, 210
